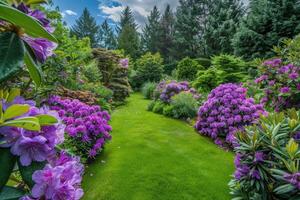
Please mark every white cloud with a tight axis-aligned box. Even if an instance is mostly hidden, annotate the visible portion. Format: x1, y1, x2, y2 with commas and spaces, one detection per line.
98, 0, 179, 28
61, 9, 78, 18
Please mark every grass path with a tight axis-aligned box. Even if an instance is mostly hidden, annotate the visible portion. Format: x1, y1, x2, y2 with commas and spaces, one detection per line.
82, 93, 234, 200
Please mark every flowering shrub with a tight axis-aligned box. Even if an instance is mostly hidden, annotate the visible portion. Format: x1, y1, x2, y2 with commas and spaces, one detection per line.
255, 58, 300, 111
230, 110, 300, 199
159, 81, 200, 103
22, 151, 84, 200
48, 96, 112, 161
195, 83, 266, 147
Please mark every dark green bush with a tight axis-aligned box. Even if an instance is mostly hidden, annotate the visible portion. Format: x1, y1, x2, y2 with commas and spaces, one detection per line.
152, 101, 165, 114
163, 105, 174, 117
141, 82, 157, 99
170, 92, 199, 120
134, 52, 164, 88
195, 58, 211, 69
147, 100, 156, 111
176, 57, 204, 81
164, 62, 177, 75
193, 68, 223, 93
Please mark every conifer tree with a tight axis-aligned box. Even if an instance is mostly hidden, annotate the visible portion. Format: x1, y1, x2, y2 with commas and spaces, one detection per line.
157, 4, 175, 63
232, 0, 300, 60
70, 8, 100, 48
99, 19, 117, 50
117, 6, 140, 59
141, 6, 161, 53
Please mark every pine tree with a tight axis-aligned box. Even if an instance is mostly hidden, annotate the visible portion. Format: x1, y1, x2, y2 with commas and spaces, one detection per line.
141, 6, 161, 53
117, 6, 140, 59
204, 0, 244, 56
70, 8, 100, 48
157, 4, 175, 63
174, 0, 210, 59
232, 0, 300, 60
99, 19, 117, 50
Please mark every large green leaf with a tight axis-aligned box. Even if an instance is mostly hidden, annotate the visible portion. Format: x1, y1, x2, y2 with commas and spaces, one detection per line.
0, 186, 26, 200
18, 160, 46, 188
1, 117, 40, 131
0, 4, 57, 42
0, 32, 25, 82
24, 50, 42, 86
0, 148, 16, 191
3, 104, 30, 120
24, 0, 48, 4
35, 114, 58, 125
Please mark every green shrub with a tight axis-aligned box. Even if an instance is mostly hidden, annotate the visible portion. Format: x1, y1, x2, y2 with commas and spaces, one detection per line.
170, 92, 199, 120
274, 34, 300, 65
176, 57, 204, 81
163, 105, 174, 117
147, 100, 156, 111
211, 54, 248, 83
141, 82, 157, 99
195, 57, 211, 69
193, 68, 223, 93
134, 52, 164, 88
164, 62, 177, 75
152, 101, 165, 114
230, 110, 300, 199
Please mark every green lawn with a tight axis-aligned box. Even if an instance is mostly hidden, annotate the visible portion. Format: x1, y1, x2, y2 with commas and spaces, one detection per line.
82, 93, 234, 200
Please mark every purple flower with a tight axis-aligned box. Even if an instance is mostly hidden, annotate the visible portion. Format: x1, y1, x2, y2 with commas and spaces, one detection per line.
289, 72, 299, 80
254, 152, 264, 163
284, 172, 300, 189
119, 58, 129, 69
22, 37, 57, 63
11, 135, 51, 166
31, 152, 84, 200
280, 87, 290, 94
250, 170, 261, 180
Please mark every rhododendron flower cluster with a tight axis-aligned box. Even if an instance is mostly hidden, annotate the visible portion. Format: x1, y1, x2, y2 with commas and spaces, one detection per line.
48, 96, 112, 159
16, 3, 57, 63
22, 152, 84, 200
158, 81, 200, 103
0, 97, 65, 166
119, 58, 129, 69
195, 83, 266, 146
255, 58, 300, 111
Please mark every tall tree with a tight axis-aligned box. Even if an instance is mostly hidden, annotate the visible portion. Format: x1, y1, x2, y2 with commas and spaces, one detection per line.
117, 6, 140, 59
157, 4, 175, 63
232, 0, 300, 60
141, 6, 161, 53
204, 0, 244, 56
70, 8, 100, 48
174, 0, 210, 59
99, 19, 117, 50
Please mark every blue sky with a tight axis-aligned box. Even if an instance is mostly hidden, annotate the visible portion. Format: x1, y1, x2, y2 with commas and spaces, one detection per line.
52, 0, 179, 29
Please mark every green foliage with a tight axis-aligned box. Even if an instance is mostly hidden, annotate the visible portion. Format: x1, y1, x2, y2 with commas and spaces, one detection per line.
0, 186, 25, 200
204, 0, 244, 56
147, 100, 156, 111
141, 82, 157, 99
133, 52, 164, 88
152, 101, 165, 114
194, 58, 211, 69
117, 7, 140, 59
169, 92, 198, 120
99, 19, 117, 50
230, 110, 300, 199
274, 34, 300, 65
142, 6, 161, 53
176, 57, 204, 81
232, 0, 300, 60
211, 54, 248, 83
193, 68, 223, 93
18, 160, 46, 188
0, 32, 24, 83
163, 62, 177, 75
162, 104, 174, 117
0, 148, 16, 191
70, 8, 100, 48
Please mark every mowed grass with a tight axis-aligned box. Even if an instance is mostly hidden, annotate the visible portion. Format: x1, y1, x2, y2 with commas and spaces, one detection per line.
82, 93, 234, 200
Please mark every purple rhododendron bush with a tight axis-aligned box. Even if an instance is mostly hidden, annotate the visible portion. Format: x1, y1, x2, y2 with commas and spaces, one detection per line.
0, 94, 84, 200
229, 110, 300, 199
254, 58, 300, 111
48, 96, 112, 161
195, 83, 267, 147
